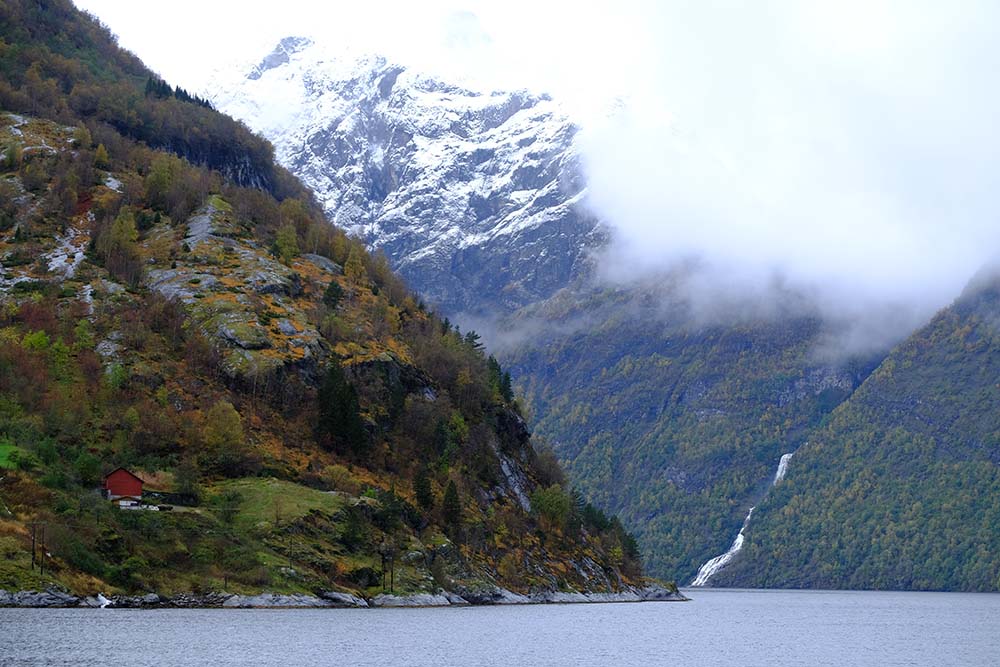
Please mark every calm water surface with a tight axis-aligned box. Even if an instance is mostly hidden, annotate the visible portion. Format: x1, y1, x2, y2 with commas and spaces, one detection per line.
2, 588, 998, 666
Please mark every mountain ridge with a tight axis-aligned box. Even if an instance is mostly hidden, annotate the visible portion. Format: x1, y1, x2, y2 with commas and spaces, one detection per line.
208, 40, 604, 317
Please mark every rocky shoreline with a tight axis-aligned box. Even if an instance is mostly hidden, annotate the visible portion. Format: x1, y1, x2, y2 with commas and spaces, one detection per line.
0, 585, 688, 609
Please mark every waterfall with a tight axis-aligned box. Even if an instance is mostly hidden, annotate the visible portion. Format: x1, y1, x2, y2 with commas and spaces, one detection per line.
774, 452, 794, 484
690, 507, 755, 586
689, 451, 795, 587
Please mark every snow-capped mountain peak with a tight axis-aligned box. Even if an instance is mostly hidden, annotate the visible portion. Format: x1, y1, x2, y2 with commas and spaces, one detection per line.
207, 38, 604, 316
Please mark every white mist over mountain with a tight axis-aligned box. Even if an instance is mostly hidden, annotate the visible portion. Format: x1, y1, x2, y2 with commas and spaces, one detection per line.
76, 0, 1000, 344
577, 1, 1000, 348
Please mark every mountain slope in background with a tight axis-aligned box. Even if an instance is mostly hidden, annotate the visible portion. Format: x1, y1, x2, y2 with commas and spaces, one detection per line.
718, 277, 1000, 590
211, 38, 603, 317
0, 0, 650, 603
503, 284, 879, 582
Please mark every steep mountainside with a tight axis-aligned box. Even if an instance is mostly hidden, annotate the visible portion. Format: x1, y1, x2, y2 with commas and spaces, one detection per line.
503, 285, 879, 582
0, 0, 648, 603
210, 38, 604, 317
716, 278, 1000, 591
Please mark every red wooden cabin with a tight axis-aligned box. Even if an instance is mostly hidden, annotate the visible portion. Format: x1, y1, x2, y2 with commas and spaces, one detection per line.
103, 468, 144, 500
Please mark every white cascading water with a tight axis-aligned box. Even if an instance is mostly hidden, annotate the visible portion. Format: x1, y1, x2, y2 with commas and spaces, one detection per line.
689, 452, 795, 587
773, 452, 794, 484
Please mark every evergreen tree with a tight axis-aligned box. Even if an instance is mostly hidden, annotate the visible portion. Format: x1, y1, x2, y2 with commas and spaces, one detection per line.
500, 371, 513, 402
463, 330, 483, 351
487, 356, 515, 402
323, 280, 344, 309
317, 360, 367, 456
414, 466, 434, 511
442, 480, 461, 526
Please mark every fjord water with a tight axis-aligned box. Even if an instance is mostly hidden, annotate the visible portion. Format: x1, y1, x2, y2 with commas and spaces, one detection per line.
2, 589, 997, 666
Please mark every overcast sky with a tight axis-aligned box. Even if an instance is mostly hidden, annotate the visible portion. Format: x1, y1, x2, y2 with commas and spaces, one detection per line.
75, 1, 1000, 347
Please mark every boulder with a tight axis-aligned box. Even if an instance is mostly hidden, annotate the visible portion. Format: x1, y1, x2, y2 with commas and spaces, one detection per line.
453, 586, 531, 605
318, 591, 369, 608
302, 254, 343, 275
641, 585, 690, 602
216, 319, 272, 350
276, 319, 299, 336
442, 591, 469, 606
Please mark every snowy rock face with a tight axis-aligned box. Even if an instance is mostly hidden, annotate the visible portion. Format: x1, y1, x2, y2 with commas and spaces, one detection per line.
209, 38, 604, 316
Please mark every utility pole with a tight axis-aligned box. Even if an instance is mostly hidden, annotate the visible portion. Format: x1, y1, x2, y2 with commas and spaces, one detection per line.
39, 523, 46, 576
378, 540, 387, 592
0, 476, 12, 516
30, 522, 36, 571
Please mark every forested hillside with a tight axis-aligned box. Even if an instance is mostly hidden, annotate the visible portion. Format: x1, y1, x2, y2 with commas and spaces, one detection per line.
718, 278, 1000, 591
505, 285, 880, 582
0, 0, 646, 601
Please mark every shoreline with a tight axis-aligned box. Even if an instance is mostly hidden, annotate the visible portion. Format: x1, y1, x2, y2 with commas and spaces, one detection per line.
0, 585, 689, 609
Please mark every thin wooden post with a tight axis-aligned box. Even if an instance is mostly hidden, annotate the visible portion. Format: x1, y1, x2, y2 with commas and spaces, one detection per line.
38, 523, 46, 576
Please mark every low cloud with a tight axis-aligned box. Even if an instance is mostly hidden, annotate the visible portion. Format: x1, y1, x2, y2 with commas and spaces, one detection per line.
574, 1, 1000, 353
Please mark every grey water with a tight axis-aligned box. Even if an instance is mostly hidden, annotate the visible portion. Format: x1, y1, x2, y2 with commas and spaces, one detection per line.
2, 589, 999, 666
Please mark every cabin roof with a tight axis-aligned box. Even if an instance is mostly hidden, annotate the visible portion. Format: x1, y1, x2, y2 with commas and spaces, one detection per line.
103, 467, 145, 484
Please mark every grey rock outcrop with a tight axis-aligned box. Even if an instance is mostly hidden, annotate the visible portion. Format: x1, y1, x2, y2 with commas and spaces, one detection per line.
0, 589, 79, 607
318, 591, 369, 608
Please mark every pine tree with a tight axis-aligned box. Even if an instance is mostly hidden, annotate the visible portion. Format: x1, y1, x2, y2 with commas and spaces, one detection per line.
323, 280, 344, 309
414, 466, 434, 511
317, 360, 368, 456
500, 371, 513, 402
463, 330, 483, 350
442, 480, 461, 526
